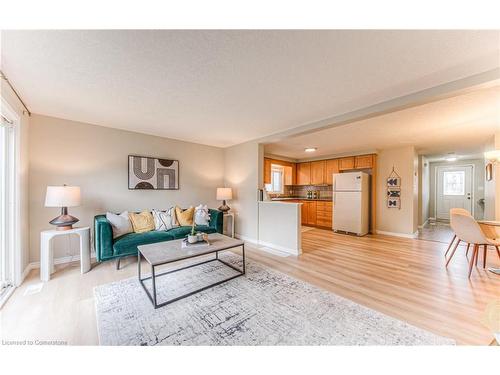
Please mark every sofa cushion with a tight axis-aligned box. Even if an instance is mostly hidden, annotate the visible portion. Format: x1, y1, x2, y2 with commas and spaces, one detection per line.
129, 210, 155, 233
175, 206, 194, 226
113, 230, 175, 255
106, 211, 133, 239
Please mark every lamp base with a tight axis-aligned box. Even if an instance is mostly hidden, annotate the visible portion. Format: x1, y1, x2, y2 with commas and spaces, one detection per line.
218, 200, 230, 213
49, 207, 79, 231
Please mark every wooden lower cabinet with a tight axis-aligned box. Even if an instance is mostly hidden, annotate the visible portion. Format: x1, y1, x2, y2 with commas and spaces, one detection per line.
316, 201, 333, 228
300, 201, 308, 225
307, 201, 317, 225
297, 200, 332, 227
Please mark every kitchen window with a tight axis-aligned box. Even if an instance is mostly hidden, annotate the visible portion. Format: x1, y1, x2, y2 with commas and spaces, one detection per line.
267, 165, 284, 194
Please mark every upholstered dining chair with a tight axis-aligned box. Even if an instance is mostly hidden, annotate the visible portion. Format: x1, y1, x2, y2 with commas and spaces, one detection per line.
445, 211, 500, 278
444, 208, 472, 258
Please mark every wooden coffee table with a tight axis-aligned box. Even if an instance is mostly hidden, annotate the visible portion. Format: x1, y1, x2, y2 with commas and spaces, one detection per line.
137, 233, 245, 309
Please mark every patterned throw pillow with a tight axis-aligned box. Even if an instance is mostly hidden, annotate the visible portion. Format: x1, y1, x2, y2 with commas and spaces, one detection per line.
129, 210, 155, 233
151, 208, 178, 231
194, 204, 210, 226
106, 211, 133, 239
175, 206, 195, 226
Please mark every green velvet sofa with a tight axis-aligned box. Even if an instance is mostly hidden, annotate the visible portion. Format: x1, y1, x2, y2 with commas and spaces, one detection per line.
94, 209, 223, 266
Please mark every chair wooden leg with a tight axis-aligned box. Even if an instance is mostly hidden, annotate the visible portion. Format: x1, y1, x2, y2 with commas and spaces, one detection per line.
483, 245, 487, 269
475, 245, 479, 266
444, 235, 457, 257
495, 246, 500, 260
445, 239, 461, 267
468, 245, 478, 278
466, 243, 470, 257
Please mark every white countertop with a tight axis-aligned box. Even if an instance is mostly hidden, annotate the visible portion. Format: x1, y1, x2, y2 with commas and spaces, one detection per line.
260, 200, 302, 205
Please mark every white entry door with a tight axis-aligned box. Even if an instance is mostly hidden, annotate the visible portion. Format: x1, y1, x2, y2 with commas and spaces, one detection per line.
436, 165, 473, 220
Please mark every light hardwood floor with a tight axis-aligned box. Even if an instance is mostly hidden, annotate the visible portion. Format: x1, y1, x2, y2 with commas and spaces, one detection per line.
1, 228, 499, 345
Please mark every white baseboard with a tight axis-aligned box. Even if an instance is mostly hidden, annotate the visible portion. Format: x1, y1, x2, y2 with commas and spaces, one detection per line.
235, 233, 259, 245
21, 253, 97, 282
418, 218, 430, 229
257, 240, 301, 256
20, 264, 32, 284
376, 230, 418, 239
235, 234, 300, 256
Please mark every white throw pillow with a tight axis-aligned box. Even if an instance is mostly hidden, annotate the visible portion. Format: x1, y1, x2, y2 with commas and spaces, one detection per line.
152, 207, 179, 231
194, 204, 210, 226
106, 211, 133, 239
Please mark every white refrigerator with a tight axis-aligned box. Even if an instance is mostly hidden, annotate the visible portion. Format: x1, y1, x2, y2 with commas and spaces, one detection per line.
332, 171, 370, 236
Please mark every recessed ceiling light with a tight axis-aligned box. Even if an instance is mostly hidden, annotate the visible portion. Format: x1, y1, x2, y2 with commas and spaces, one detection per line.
304, 147, 317, 152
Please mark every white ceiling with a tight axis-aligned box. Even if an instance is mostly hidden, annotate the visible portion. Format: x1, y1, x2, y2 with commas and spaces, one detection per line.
264, 85, 500, 160
1, 30, 499, 147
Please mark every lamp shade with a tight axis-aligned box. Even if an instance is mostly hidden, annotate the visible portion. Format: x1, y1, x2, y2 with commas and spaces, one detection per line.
45, 186, 81, 207
216, 187, 232, 201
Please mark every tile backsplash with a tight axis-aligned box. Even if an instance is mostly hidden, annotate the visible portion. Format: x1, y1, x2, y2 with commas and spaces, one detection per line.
284, 185, 333, 200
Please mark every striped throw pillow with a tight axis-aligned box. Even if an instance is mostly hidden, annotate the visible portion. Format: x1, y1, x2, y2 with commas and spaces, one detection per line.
152, 208, 177, 231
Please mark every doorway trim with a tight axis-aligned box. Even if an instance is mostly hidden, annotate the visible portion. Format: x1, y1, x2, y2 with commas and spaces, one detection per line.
433, 163, 475, 220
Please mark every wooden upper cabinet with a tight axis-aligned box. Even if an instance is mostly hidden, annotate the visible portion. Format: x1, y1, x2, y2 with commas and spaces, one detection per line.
325, 159, 339, 185
354, 154, 374, 169
339, 157, 355, 170
283, 166, 293, 185
310, 160, 326, 185
296, 162, 311, 185
263, 158, 272, 184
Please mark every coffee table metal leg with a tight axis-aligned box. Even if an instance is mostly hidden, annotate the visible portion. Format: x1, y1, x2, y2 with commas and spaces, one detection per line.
138, 243, 246, 309
138, 251, 141, 280
151, 264, 157, 308
242, 244, 245, 274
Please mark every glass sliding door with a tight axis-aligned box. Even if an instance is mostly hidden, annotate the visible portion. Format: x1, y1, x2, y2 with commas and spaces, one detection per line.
0, 106, 16, 304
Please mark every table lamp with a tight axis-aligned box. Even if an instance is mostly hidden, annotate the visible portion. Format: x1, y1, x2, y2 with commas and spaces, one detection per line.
45, 185, 81, 230
216, 187, 232, 213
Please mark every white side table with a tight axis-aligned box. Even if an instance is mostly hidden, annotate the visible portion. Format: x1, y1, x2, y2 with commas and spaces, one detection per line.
223, 212, 235, 238
40, 227, 91, 281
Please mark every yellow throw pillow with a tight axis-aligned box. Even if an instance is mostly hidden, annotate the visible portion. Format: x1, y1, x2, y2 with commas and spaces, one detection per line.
129, 210, 155, 233
175, 206, 194, 226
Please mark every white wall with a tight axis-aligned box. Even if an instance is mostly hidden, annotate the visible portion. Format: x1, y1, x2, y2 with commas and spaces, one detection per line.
428, 159, 485, 220
376, 146, 418, 237
29, 114, 225, 262
223, 140, 262, 241
1, 80, 30, 277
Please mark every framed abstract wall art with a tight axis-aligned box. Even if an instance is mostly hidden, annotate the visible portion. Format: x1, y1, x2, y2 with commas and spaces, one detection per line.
128, 155, 179, 190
